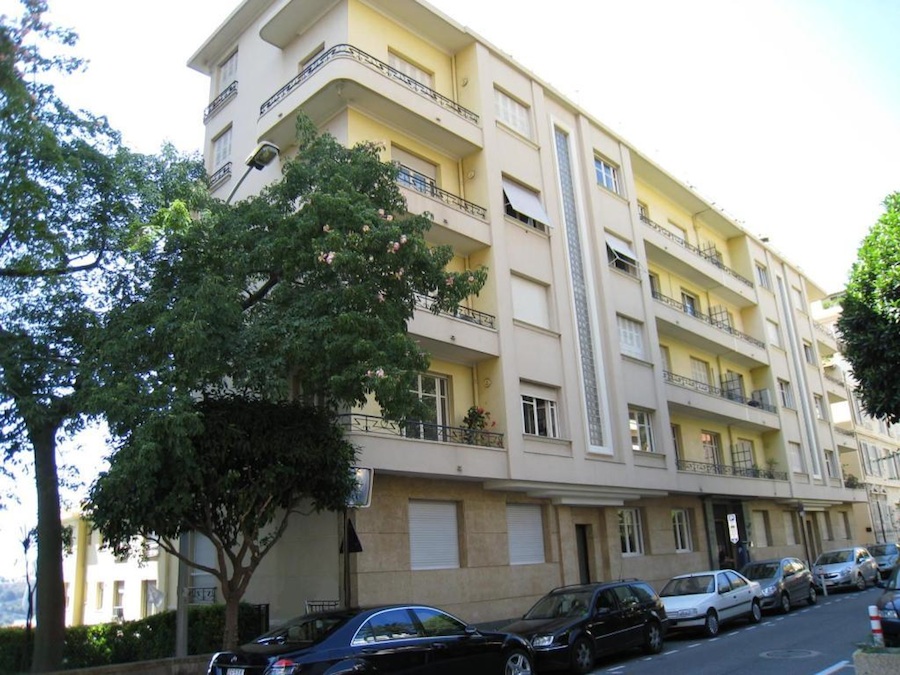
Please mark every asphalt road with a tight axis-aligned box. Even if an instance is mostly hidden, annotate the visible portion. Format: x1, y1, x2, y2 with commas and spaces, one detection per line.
585, 584, 885, 675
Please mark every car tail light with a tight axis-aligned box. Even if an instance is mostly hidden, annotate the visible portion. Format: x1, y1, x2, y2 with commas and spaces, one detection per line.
271, 659, 297, 675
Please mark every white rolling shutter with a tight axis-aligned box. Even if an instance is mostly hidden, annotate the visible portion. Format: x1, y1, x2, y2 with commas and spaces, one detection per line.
507, 504, 545, 565
409, 501, 459, 570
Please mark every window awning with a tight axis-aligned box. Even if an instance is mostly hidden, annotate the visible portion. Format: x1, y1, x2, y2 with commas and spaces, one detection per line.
503, 178, 551, 227
606, 233, 637, 261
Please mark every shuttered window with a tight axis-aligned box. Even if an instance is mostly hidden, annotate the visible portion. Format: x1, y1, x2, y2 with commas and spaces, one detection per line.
409, 501, 459, 570
507, 504, 544, 565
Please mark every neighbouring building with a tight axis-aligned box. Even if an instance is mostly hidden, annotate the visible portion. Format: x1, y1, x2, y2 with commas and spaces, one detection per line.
63, 0, 876, 628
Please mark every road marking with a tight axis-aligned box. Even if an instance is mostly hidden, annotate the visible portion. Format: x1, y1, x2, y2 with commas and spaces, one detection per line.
686, 643, 701, 649
812, 660, 849, 675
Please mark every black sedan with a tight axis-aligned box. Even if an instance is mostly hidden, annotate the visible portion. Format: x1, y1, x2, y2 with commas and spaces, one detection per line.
876, 566, 900, 647
206, 604, 534, 675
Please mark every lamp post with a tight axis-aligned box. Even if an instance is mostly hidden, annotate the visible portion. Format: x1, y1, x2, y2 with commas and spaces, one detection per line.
174, 141, 281, 658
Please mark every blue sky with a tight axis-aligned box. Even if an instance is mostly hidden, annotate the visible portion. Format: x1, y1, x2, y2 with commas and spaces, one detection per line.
1, 0, 898, 577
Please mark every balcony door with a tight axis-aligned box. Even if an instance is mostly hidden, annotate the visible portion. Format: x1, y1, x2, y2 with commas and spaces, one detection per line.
405, 373, 449, 441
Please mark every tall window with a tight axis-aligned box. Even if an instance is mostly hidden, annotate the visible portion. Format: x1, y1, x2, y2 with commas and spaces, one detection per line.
681, 291, 698, 317
494, 88, 532, 137
507, 504, 545, 565
212, 126, 232, 169
731, 438, 754, 469
672, 509, 693, 552
766, 320, 782, 348
751, 511, 771, 547
792, 286, 805, 310
778, 379, 794, 408
218, 50, 238, 92
628, 408, 654, 452
671, 424, 683, 460
95, 582, 105, 610
803, 341, 815, 364
522, 394, 559, 438
618, 508, 644, 555
406, 374, 449, 441
388, 51, 434, 88
788, 441, 805, 473
659, 345, 671, 373
617, 316, 645, 359
594, 156, 620, 194
392, 146, 437, 194
113, 580, 125, 619
637, 201, 649, 220
842, 512, 852, 540
756, 264, 771, 290
783, 511, 797, 546
502, 178, 549, 232
511, 275, 550, 329
701, 430, 723, 465
690, 357, 711, 387
814, 394, 828, 420
607, 235, 638, 276
142, 580, 160, 618
409, 501, 459, 570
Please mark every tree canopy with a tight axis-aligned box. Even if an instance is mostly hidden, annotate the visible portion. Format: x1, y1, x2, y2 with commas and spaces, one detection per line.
85, 114, 487, 648
838, 192, 900, 424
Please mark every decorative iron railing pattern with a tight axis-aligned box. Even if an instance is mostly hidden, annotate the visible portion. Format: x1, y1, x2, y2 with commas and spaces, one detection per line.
261, 44, 479, 124
834, 426, 856, 439
676, 458, 788, 481
651, 290, 765, 348
187, 587, 216, 604
208, 162, 232, 188
396, 165, 487, 220
337, 412, 504, 448
414, 292, 496, 329
814, 321, 838, 341
663, 370, 777, 413
203, 81, 238, 122
639, 214, 753, 287
824, 373, 845, 387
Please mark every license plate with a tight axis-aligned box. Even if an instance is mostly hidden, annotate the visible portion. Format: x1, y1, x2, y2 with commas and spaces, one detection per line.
227, 669, 243, 675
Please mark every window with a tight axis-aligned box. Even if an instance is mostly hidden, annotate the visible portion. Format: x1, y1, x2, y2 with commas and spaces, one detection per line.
629, 408, 654, 452
95, 582, 105, 610
756, 264, 771, 290
392, 146, 437, 195
731, 438, 754, 469
690, 357, 711, 387
667, 221, 687, 244
607, 234, 638, 276
842, 512, 852, 540
618, 508, 644, 555
637, 201, 649, 221
766, 320, 782, 348
142, 580, 160, 618
594, 156, 620, 194
405, 374, 449, 441
778, 379, 794, 408
721, 371, 745, 402
803, 341, 815, 364
783, 511, 797, 546
792, 286, 805, 310
494, 88, 532, 137
788, 441, 805, 473
671, 424, 683, 460
751, 510, 771, 547
618, 316, 645, 359
522, 393, 559, 438
822, 512, 834, 541
212, 126, 232, 169
648, 272, 660, 297
672, 509, 693, 552
113, 580, 125, 619
660, 345, 671, 373
360, 608, 422, 642
388, 51, 434, 88
511, 275, 550, 329
681, 291, 699, 317
218, 50, 238, 92
701, 430, 723, 465
409, 501, 459, 570
502, 178, 550, 232
814, 394, 828, 420
507, 504, 545, 565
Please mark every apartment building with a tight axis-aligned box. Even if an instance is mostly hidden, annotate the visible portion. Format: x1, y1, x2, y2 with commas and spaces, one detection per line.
177, 0, 872, 626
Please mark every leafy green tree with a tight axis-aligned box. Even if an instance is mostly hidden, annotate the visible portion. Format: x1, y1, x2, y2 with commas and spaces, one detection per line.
0, 3, 203, 670
85, 115, 487, 649
838, 192, 900, 424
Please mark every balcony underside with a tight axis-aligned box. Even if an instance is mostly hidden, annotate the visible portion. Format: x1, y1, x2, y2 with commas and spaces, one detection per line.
401, 186, 491, 255
666, 385, 781, 432
654, 309, 767, 369
409, 307, 499, 365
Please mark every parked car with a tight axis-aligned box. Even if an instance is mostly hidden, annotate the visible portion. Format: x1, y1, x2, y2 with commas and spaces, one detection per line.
501, 579, 668, 674
868, 543, 900, 579
876, 564, 900, 647
660, 569, 762, 637
740, 557, 817, 613
206, 604, 535, 675
812, 546, 879, 591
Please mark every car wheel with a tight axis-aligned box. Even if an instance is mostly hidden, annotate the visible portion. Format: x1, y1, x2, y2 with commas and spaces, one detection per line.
855, 574, 867, 591
643, 620, 664, 654
749, 599, 762, 624
703, 609, 720, 637
503, 648, 533, 675
807, 585, 817, 605
569, 637, 594, 674
779, 592, 791, 614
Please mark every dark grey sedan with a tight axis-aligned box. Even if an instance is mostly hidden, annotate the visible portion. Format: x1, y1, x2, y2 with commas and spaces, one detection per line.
740, 557, 817, 613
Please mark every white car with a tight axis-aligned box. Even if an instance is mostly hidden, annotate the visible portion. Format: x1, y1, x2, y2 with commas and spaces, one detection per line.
660, 569, 763, 637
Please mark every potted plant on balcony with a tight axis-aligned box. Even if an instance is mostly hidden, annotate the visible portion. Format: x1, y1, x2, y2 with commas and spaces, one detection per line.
462, 405, 494, 445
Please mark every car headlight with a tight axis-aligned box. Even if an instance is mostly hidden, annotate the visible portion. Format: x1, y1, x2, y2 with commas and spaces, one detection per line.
841, 566, 853, 575
882, 608, 899, 620
761, 586, 777, 596
532, 635, 555, 648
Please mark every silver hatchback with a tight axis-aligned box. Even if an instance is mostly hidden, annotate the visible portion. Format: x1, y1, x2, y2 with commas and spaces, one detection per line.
812, 546, 879, 591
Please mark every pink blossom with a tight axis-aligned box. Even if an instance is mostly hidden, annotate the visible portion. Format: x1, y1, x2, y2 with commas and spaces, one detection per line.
323, 224, 331, 232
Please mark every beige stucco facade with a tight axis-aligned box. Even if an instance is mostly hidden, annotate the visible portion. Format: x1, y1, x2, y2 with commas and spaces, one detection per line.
61, 0, 889, 630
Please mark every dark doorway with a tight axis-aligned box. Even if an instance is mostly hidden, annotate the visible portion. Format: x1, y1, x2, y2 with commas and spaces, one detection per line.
576, 524, 591, 584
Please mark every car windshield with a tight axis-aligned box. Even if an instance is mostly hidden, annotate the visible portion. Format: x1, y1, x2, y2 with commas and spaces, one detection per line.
816, 550, 852, 565
660, 575, 715, 596
524, 590, 594, 619
741, 562, 779, 580
254, 613, 351, 646
869, 544, 898, 557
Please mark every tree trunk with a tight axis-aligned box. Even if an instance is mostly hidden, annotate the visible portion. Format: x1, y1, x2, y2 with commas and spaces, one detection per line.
29, 422, 65, 673
223, 591, 241, 650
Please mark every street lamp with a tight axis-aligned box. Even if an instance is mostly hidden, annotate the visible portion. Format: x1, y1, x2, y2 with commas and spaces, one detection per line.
226, 141, 281, 204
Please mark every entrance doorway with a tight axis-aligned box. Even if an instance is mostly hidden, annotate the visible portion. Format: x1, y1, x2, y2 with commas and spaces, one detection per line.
575, 524, 592, 584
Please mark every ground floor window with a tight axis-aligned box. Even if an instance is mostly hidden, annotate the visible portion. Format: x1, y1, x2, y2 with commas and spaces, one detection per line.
618, 508, 644, 556
409, 500, 460, 570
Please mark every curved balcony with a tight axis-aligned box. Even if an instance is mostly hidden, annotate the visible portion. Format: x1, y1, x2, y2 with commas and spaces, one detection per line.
663, 370, 780, 431
203, 81, 237, 123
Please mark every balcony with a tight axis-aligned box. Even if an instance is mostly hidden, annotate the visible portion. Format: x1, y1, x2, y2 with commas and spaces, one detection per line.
203, 81, 237, 123
410, 293, 499, 365
208, 162, 232, 192
640, 214, 755, 306
338, 413, 503, 448
823, 371, 849, 402
677, 458, 789, 482
258, 44, 482, 157
652, 290, 767, 367
663, 370, 780, 431
833, 426, 858, 451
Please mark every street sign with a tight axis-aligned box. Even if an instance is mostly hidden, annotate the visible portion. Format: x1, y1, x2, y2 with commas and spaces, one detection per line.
727, 513, 739, 543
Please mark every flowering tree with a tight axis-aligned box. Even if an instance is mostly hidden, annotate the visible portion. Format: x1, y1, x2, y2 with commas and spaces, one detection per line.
86, 115, 487, 649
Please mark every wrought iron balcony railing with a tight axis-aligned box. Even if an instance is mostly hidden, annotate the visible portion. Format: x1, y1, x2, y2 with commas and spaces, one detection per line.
663, 370, 777, 413
396, 164, 488, 220
208, 162, 232, 189
337, 412, 504, 449
203, 81, 238, 122
261, 44, 479, 124
651, 290, 764, 348
676, 459, 788, 481
414, 292, 496, 329
187, 587, 217, 604
639, 214, 753, 287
